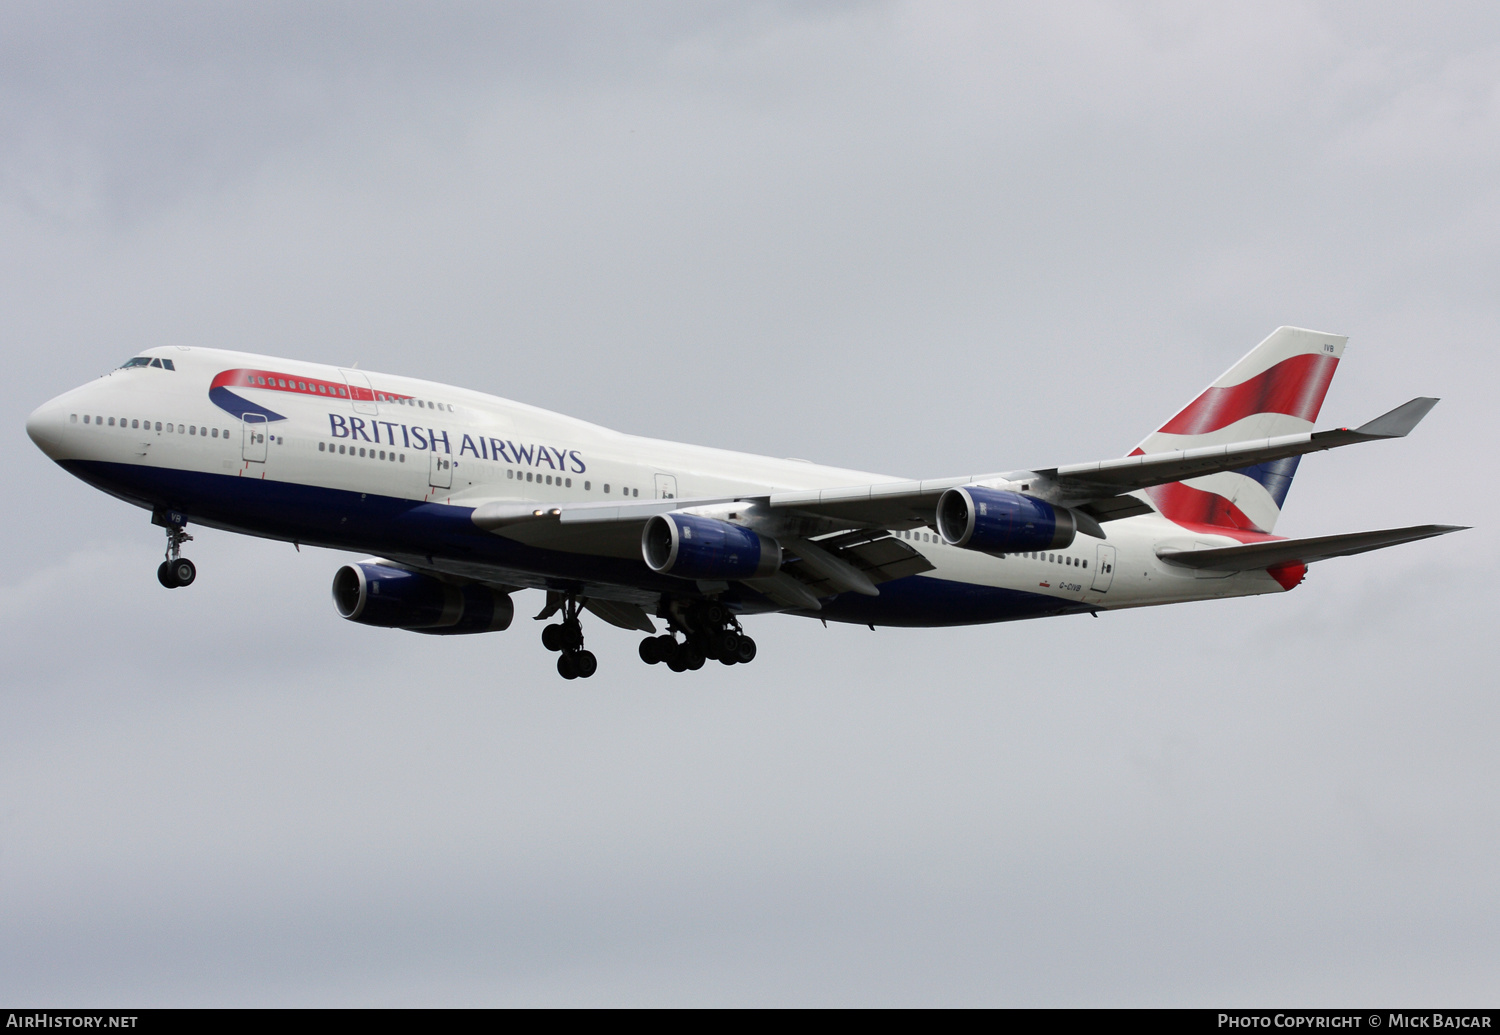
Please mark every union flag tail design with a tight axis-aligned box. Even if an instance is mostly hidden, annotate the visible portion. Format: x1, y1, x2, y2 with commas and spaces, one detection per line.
1132, 326, 1347, 534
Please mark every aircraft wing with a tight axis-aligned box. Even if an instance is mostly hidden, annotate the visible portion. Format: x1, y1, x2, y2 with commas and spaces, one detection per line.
1156, 524, 1467, 570
761, 396, 1440, 529
465, 397, 1438, 588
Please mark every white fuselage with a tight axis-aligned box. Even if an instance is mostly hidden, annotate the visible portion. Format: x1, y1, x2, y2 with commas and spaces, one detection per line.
26, 346, 1288, 626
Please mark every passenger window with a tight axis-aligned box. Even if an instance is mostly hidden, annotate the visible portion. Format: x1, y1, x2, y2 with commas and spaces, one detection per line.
107, 417, 115, 426
507, 470, 513, 479
604, 484, 610, 493
84, 415, 90, 424
565, 478, 572, 488
70, 414, 77, 423
1083, 560, 1087, 569
526, 472, 533, 482
399, 454, 405, 462
584, 481, 590, 491
545, 475, 552, 485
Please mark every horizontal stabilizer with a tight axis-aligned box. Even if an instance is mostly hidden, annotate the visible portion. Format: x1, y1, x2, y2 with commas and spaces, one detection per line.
1157, 524, 1467, 571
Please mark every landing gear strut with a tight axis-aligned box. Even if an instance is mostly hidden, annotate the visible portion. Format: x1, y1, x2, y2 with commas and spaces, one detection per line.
540, 595, 597, 680
155, 516, 196, 589
639, 600, 757, 672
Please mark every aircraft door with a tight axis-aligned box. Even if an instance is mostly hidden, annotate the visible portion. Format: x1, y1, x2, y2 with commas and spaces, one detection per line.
654, 474, 678, 499
1091, 544, 1116, 592
340, 369, 378, 416
242, 414, 268, 463
428, 450, 452, 489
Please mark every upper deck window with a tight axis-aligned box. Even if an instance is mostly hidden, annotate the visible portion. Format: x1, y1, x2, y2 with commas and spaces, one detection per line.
120, 357, 151, 368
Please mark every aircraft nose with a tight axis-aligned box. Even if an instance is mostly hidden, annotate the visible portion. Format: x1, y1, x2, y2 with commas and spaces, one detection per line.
26, 399, 67, 458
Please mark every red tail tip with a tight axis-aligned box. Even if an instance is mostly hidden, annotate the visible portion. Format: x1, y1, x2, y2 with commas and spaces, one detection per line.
1267, 562, 1307, 591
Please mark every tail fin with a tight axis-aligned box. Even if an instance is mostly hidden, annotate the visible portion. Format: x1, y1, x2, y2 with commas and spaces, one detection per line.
1133, 326, 1347, 533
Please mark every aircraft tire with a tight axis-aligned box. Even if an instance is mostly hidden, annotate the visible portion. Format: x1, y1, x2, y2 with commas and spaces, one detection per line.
666, 654, 687, 673
542, 624, 565, 652
557, 652, 580, 680
718, 631, 741, 656
575, 650, 598, 678
718, 653, 737, 666
736, 637, 757, 664
638, 638, 661, 664
561, 621, 584, 651
170, 558, 196, 587
682, 645, 705, 671
157, 561, 178, 589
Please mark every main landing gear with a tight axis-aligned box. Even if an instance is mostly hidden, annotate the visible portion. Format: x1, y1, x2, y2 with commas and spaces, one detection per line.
540, 595, 597, 680
638, 601, 757, 673
156, 521, 196, 589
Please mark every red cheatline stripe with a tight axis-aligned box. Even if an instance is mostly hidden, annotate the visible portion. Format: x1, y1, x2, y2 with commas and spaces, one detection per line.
1156, 352, 1339, 436
209, 369, 413, 404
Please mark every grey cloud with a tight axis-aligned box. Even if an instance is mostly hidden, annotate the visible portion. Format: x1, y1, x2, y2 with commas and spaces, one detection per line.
1, 0, 1495, 1005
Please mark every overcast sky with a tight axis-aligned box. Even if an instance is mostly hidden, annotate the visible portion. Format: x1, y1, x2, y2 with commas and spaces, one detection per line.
2, 1, 1496, 1006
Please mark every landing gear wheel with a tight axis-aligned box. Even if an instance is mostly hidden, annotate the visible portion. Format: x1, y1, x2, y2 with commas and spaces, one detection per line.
156, 517, 195, 589
718, 630, 742, 657
560, 620, 584, 651
639, 638, 662, 665
681, 644, 705, 671
666, 651, 688, 673
575, 650, 598, 678
557, 652, 581, 680
735, 636, 757, 664
542, 624, 565, 652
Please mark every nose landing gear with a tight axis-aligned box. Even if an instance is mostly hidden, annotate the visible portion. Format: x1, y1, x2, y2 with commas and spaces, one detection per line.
154, 514, 196, 589
539, 594, 597, 679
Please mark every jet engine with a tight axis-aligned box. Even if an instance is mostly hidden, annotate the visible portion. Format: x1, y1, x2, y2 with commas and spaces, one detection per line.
331, 562, 514, 634
642, 513, 781, 580
935, 486, 1077, 554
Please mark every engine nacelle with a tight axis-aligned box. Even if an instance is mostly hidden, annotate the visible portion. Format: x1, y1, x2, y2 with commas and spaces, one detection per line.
331, 563, 513, 634
935, 486, 1077, 554
642, 513, 781, 580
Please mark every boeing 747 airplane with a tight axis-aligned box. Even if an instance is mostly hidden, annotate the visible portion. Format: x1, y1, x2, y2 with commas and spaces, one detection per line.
26, 327, 1463, 679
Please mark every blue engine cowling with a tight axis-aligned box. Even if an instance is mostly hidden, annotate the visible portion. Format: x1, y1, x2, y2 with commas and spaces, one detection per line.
935, 486, 1077, 554
642, 513, 781, 580
332, 562, 514, 634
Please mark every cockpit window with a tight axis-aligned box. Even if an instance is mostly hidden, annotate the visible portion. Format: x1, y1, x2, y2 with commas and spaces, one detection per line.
120, 357, 151, 368
149, 358, 163, 368
162, 359, 175, 370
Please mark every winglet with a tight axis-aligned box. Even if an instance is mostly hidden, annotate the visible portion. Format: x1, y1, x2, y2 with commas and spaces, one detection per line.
1354, 397, 1439, 439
